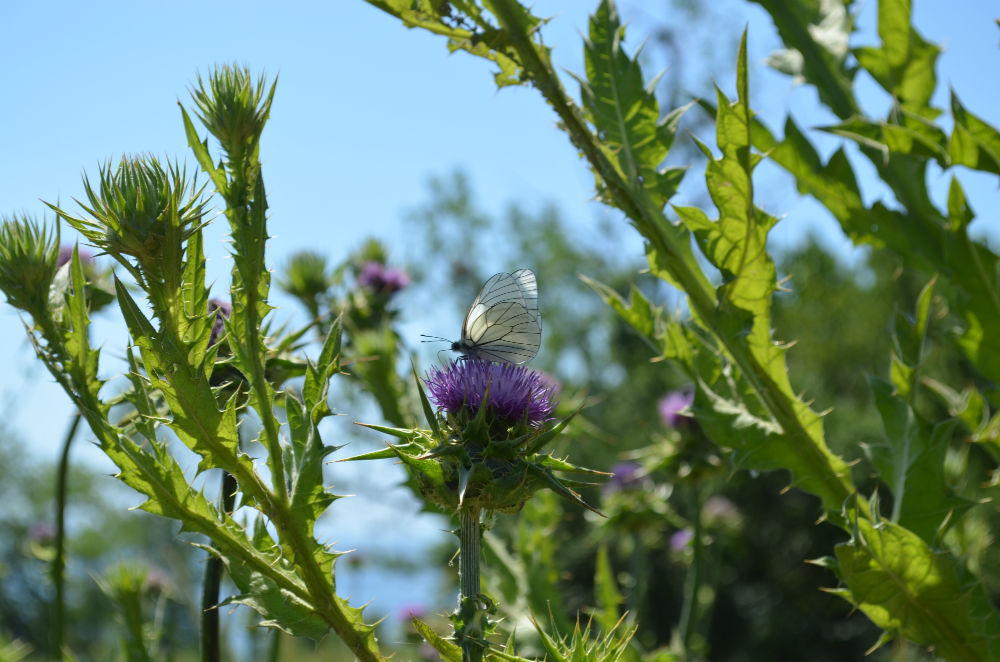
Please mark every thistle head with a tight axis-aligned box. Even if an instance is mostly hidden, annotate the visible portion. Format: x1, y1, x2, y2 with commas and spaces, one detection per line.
279, 250, 333, 311
357, 260, 410, 295
51, 156, 209, 274
425, 359, 556, 434
0, 215, 60, 319
401, 360, 578, 514
349, 362, 601, 517
190, 65, 275, 159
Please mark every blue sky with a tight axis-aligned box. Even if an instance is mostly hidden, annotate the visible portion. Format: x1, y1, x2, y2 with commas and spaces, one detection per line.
2, 0, 999, 624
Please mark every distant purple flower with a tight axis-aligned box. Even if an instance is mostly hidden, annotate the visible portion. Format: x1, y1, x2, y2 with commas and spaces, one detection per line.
703, 495, 741, 528
658, 389, 694, 428
57, 245, 93, 268
703, 495, 737, 519
28, 521, 56, 546
358, 260, 410, 295
603, 461, 644, 494
670, 528, 693, 551
208, 298, 231, 346
143, 567, 171, 595
425, 360, 556, 426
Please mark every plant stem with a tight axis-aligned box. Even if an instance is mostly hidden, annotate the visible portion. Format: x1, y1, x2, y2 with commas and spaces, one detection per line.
459, 507, 483, 662
678, 487, 704, 657
53, 412, 82, 661
267, 628, 281, 662
201, 470, 237, 662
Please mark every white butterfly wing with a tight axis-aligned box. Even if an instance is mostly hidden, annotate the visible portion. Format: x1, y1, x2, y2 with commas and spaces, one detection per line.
510, 268, 539, 323
455, 269, 542, 364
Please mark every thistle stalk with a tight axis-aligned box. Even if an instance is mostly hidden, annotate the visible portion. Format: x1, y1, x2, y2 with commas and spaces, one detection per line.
201, 470, 237, 662
53, 412, 82, 661
678, 487, 704, 656
458, 506, 484, 662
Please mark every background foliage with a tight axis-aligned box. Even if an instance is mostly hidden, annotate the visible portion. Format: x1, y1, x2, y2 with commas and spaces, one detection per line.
1, 1, 999, 661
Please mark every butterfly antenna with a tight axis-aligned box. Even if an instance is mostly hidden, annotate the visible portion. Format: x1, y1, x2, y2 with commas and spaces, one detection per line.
420, 334, 450, 344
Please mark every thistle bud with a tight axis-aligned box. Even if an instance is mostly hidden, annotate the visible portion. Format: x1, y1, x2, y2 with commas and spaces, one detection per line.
0, 215, 60, 320
279, 250, 332, 311
190, 65, 275, 159
50, 156, 209, 275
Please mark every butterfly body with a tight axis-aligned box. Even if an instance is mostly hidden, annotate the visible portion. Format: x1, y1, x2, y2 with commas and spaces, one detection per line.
452, 269, 541, 364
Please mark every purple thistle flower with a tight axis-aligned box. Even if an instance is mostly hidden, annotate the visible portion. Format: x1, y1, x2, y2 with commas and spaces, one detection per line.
603, 461, 644, 494
703, 495, 741, 528
703, 495, 737, 519
208, 298, 231, 347
658, 388, 694, 428
535, 370, 563, 399
670, 528, 693, 551
425, 360, 556, 426
57, 245, 94, 268
358, 260, 410, 295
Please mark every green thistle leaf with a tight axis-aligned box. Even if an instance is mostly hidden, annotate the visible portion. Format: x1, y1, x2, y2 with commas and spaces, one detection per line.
834, 518, 1000, 662
576, 0, 687, 207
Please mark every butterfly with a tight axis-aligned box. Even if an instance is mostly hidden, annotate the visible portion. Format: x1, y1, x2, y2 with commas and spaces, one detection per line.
451, 269, 542, 364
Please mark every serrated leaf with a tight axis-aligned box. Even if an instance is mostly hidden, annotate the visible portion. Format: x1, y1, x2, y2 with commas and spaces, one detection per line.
121, 348, 161, 442
286, 392, 337, 535
819, 114, 948, 165
114, 276, 257, 492
835, 518, 1000, 661
578, 274, 659, 354
751, 0, 857, 117
366, 0, 529, 88
210, 539, 330, 639
949, 91, 1000, 175
673, 35, 854, 513
578, 0, 686, 208
304, 315, 342, 424
852, 0, 939, 117
414, 362, 441, 436
867, 377, 971, 543
63, 248, 103, 395
180, 105, 228, 196
353, 422, 423, 442
751, 112, 1000, 396
594, 545, 624, 635
179, 227, 214, 376
937, 178, 1000, 386
528, 464, 603, 516
411, 617, 462, 662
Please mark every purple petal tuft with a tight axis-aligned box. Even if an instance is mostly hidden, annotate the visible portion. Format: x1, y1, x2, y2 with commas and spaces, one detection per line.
425, 360, 556, 425
358, 260, 410, 294
208, 298, 232, 347
603, 461, 644, 494
658, 389, 694, 428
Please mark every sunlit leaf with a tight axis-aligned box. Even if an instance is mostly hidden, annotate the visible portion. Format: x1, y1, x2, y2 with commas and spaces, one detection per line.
835, 518, 1000, 661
